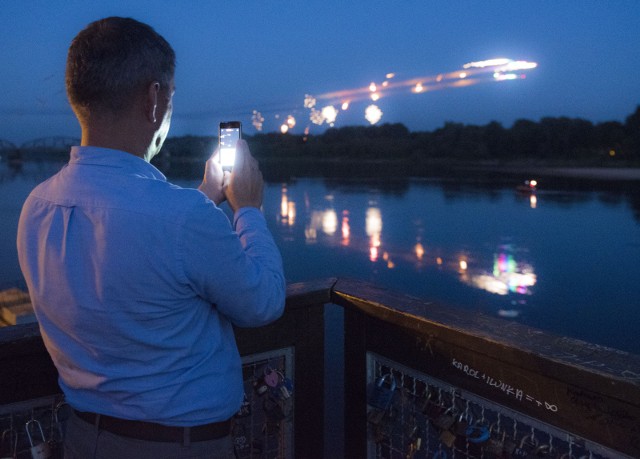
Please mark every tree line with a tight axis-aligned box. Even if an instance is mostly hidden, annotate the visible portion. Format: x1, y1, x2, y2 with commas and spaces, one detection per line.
155, 105, 640, 178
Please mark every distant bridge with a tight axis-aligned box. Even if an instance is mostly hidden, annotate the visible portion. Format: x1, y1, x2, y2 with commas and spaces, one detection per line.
0, 136, 78, 162
0, 139, 17, 154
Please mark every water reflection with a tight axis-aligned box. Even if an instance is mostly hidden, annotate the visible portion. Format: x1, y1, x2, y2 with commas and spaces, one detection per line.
279, 186, 296, 226
341, 210, 350, 246
276, 182, 539, 303
459, 245, 537, 301
366, 206, 382, 262
414, 242, 424, 261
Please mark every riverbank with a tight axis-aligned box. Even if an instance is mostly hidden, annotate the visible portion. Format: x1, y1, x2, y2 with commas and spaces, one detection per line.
456, 164, 640, 181
253, 156, 640, 186
3, 157, 640, 186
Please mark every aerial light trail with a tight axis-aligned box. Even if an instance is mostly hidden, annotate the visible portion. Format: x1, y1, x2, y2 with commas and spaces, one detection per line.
315, 58, 537, 104
251, 57, 536, 131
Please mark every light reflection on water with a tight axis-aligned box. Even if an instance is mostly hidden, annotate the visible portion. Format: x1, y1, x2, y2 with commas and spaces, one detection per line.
273, 180, 539, 307
262, 178, 640, 355
1, 164, 639, 354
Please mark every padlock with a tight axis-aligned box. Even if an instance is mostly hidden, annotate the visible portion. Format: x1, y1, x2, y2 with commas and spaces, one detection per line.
274, 371, 293, 400
406, 435, 422, 459
263, 367, 281, 388
235, 392, 252, 418
453, 412, 472, 450
367, 408, 386, 426
406, 441, 418, 459
423, 401, 444, 420
368, 373, 397, 410
263, 396, 286, 422
432, 407, 456, 431
512, 433, 538, 458
53, 400, 71, 444
464, 423, 490, 444
26, 420, 51, 459
454, 412, 472, 437
414, 390, 429, 414
502, 435, 518, 455
253, 375, 269, 396
533, 443, 556, 457
484, 426, 507, 458
231, 422, 251, 459
1, 428, 18, 459
405, 419, 423, 458
439, 428, 457, 449
372, 421, 391, 444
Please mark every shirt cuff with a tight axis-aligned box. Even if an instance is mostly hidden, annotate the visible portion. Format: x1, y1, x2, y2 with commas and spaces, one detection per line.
233, 207, 264, 230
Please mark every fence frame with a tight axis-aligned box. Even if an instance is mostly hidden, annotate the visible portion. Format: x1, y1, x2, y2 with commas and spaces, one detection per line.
2, 277, 639, 457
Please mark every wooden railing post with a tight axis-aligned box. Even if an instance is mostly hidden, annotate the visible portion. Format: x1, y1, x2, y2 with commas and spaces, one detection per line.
234, 278, 334, 459
343, 307, 368, 459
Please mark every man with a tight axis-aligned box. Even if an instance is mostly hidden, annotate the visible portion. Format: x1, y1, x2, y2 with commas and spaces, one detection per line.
17, 17, 285, 459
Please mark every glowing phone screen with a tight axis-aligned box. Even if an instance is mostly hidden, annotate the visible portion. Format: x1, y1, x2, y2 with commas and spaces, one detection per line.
219, 125, 241, 169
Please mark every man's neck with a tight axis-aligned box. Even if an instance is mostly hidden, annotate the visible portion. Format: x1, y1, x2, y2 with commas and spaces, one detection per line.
80, 112, 152, 160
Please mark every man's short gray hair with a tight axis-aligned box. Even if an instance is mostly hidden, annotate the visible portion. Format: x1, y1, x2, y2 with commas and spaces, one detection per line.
66, 17, 175, 119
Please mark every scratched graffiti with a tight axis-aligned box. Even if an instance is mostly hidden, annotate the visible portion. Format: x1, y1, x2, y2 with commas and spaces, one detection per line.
451, 358, 559, 412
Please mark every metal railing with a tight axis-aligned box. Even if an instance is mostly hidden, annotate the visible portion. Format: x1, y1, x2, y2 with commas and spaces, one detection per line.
1, 278, 639, 458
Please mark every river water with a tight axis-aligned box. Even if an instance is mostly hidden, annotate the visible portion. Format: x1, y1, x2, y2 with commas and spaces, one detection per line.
2, 162, 639, 354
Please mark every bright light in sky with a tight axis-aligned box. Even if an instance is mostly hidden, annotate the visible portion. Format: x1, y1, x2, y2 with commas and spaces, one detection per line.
304, 94, 316, 109
499, 61, 538, 71
365, 105, 383, 125
251, 110, 264, 131
493, 73, 518, 81
464, 58, 512, 69
309, 108, 324, 125
321, 105, 338, 125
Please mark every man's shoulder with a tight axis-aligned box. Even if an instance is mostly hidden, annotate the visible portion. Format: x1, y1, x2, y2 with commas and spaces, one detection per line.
136, 179, 216, 216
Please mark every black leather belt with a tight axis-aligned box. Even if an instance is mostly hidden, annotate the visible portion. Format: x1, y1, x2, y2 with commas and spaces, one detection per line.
73, 409, 231, 443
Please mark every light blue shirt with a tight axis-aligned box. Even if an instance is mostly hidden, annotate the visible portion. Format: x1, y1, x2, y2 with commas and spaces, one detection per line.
17, 146, 286, 426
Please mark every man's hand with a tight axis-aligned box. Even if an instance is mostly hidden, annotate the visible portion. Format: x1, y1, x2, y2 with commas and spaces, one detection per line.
198, 150, 227, 205
224, 139, 263, 212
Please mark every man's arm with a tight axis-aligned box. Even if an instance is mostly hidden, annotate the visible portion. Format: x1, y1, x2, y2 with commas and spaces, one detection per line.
182, 141, 285, 327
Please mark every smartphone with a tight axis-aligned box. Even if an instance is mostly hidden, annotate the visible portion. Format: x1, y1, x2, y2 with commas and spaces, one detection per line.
219, 121, 242, 171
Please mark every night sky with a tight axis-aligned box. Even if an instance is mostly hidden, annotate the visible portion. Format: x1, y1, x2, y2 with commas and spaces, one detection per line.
2, 1, 639, 144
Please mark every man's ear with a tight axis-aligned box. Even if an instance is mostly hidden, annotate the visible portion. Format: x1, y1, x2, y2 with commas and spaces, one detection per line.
147, 82, 160, 124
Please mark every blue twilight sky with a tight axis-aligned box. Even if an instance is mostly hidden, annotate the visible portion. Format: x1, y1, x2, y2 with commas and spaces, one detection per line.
1, 0, 639, 145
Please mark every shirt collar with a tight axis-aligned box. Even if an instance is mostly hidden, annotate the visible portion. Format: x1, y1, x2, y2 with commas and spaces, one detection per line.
69, 146, 167, 181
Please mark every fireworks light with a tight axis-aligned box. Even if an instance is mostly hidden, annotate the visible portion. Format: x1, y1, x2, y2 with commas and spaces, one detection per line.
365, 105, 383, 125
303, 94, 316, 109
321, 106, 338, 125
249, 57, 537, 133
251, 110, 264, 131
